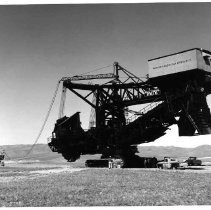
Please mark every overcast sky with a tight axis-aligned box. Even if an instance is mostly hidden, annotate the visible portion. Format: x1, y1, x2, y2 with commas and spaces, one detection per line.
1, 3, 211, 146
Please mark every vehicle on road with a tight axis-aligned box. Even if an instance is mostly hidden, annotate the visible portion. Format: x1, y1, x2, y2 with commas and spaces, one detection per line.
157, 157, 180, 169
185, 157, 202, 166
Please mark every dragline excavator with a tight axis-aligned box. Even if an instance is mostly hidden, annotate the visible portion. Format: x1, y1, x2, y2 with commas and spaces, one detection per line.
48, 48, 211, 165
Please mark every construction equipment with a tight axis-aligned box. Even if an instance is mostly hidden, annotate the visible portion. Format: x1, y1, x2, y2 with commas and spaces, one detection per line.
48, 48, 211, 165
85, 159, 110, 168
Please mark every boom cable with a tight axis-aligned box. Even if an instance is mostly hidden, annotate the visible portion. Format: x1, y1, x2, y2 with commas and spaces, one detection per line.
21, 80, 61, 159
4, 80, 61, 160
78, 65, 112, 76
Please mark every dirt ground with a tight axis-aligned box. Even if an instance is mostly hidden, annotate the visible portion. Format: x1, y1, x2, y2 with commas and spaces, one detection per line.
0, 160, 85, 183
1, 160, 211, 183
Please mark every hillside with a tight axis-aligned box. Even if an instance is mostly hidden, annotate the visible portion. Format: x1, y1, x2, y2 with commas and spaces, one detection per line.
138, 145, 211, 160
1, 144, 211, 162
1, 144, 62, 162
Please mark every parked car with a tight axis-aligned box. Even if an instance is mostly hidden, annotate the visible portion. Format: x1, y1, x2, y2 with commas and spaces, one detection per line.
185, 157, 202, 166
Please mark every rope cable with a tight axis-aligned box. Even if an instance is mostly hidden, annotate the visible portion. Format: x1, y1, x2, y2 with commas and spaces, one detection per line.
21, 80, 61, 159
4, 80, 61, 161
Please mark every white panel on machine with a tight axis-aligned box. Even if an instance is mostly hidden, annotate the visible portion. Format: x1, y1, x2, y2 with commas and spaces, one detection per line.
148, 48, 211, 78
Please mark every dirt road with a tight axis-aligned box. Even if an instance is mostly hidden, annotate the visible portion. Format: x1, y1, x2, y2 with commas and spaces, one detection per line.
1, 160, 211, 183
0, 160, 86, 183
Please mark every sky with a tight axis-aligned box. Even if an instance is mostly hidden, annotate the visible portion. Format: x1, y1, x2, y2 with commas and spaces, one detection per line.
1, 2, 211, 146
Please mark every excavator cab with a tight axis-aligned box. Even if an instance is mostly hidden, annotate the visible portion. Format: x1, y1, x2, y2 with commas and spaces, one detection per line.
148, 48, 211, 136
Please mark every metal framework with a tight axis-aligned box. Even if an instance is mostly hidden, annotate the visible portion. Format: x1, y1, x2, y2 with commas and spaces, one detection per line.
48, 50, 211, 162
59, 63, 161, 129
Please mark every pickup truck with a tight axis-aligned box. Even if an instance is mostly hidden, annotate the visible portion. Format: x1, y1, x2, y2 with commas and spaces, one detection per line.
185, 157, 202, 166
157, 157, 180, 169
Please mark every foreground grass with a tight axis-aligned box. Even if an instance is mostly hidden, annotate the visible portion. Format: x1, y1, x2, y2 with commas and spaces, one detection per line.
0, 169, 211, 206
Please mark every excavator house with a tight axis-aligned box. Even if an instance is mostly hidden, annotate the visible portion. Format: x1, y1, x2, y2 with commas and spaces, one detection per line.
48, 48, 211, 164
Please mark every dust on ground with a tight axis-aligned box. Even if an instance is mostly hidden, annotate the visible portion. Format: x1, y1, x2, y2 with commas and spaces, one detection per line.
0, 160, 86, 183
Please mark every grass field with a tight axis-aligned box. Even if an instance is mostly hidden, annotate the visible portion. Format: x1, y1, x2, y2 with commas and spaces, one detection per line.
1, 144, 211, 207
1, 166, 211, 207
